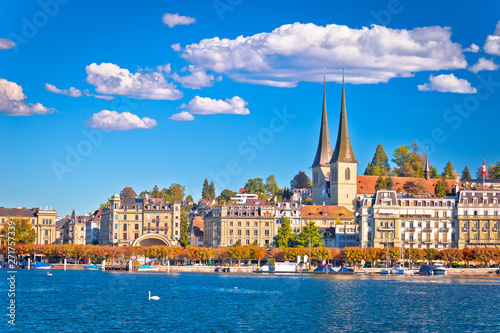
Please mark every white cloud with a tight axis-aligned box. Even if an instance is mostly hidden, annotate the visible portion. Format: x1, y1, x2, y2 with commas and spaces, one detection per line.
85, 62, 183, 100
484, 21, 500, 56
87, 110, 157, 131
176, 23, 468, 86
0, 78, 55, 116
45, 83, 82, 97
171, 66, 216, 89
162, 13, 196, 28
468, 57, 499, 73
82, 89, 115, 100
170, 111, 195, 121
464, 43, 480, 53
171, 43, 181, 52
417, 74, 476, 94
181, 96, 250, 115
0, 38, 15, 50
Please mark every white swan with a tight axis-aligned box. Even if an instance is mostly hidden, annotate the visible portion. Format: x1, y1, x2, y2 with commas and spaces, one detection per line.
47, 272, 53, 276
148, 291, 160, 301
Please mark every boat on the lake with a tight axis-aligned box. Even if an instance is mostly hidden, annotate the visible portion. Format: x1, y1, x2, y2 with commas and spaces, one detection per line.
32, 262, 53, 270
83, 264, 102, 271
390, 263, 405, 275
336, 266, 354, 274
432, 263, 448, 275
380, 269, 391, 275
313, 265, 336, 274
419, 264, 434, 275
137, 265, 159, 272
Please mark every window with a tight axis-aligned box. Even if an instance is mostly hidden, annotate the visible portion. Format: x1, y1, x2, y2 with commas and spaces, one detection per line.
495, 211, 498, 216
246, 222, 250, 227
135, 215, 139, 220
435, 212, 439, 218
265, 230, 270, 236
135, 224, 139, 230
443, 212, 448, 218
237, 230, 241, 236
345, 167, 350, 181
238, 222, 241, 227
135, 233, 139, 240
230, 222, 233, 227
124, 215, 127, 220
45, 230, 49, 236
175, 223, 179, 228
265, 222, 269, 227
484, 211, 488, 216
464, 211, 468, 216
123, 225, 127, 231
115, 214, 118, 220
254, 230, 258, 236
114, 233, 117, 239
246, 230, 250, 236
175, 230, 178, 235
254, 222, 258, 227
229, 230, 233, 236
115, 224, 118, 229
123, 233, 127, 240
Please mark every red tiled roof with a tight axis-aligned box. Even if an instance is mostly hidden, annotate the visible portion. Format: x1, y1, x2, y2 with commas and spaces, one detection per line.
192, 216, 204, 232
356, 175, 458, 195
301, 205, 354, 218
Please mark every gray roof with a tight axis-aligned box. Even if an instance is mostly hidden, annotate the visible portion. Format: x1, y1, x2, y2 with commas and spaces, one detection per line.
312, 76, 332, 167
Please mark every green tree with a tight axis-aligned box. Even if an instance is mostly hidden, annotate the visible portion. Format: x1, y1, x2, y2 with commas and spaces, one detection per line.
431, 166, 440, 178
0, 217, 36, 244
219, 189, 236, 203
179, 209, 190, 246
275, 217, 295, 248
244, 178, 267, 195
280, 187, 292, 200
296, 220, 323, 248
139, 190, 149, 197
186, 195, 194, 202
201, 179, 211, 200
265, 175, 280, 197
375, 176, 386, 191
442, 161, 457, 179
365, 144, 390, 176
491, 161, 500, 179
99, 199, 110, 210
434, 179, 449, 197
234, 240, 242, 247
386, 176, 394, 189
151, 185, 161, 198
290, 170, 311, 189
392, 142, 424, 178
302, 198, 312, 205
461, 166, 471, 180
166, 183, 185, 201
209, 180, 216, 199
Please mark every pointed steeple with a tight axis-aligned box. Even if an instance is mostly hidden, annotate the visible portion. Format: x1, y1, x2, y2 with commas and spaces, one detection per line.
331, 67, 357, 163
424, 146, 431, 181
312, 70, 332, 167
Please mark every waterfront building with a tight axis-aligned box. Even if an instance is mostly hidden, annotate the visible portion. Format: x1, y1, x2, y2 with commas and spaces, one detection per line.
0, 206, 57, 244
189, 216, 204, 247
59, 210, 88, 245
457, 189, 500, 249
85, 209, 101, 245
274, 200, 302, 234
203, 202, 275, 247
99, 193, 181, 247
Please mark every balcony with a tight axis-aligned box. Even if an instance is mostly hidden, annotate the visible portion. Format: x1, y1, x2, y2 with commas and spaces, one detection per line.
469, 239, 499, 245
423, 228, 433, 232
441, 239, 450, 244
377, 227, 395, 232
424, 239, 433, 243
461, 227, 469, 232
482, 228, 490, 232
441, 228, 449, 232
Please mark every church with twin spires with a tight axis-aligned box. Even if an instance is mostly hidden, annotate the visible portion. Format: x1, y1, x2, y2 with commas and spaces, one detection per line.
311, 69, 358, 212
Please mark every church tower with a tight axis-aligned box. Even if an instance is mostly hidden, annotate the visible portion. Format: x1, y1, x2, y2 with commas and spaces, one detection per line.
329, 68, 357, 212
311, 73, 332, 205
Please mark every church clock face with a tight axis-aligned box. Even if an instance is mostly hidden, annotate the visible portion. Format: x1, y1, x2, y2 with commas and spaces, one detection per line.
319, 181, 328, 199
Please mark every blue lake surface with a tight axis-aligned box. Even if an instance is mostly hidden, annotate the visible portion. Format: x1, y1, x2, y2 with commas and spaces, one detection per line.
2, 270, 500, 332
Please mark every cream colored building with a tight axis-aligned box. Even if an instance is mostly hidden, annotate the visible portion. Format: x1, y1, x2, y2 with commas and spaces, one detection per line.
204, 203, 275, 247
100, 193, 181, 247
0, 206, 57, 244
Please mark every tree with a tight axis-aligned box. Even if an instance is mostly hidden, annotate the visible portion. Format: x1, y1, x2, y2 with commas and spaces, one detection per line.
139, 190, 149, 197
120, 186, 137, 198
302, 198, 312, 205
209, 180, 216, 199
244, 178, 267, 195
461, 166, 471, 180
151, 185, 161, 198
0, 217, 36, 244
375, 176, 386, 191
186, 195, 194, 202
201, 179, 211, 200
431, 166, 440, 179
365, 144, 390, 176
296, 220, 323, 248
275, 217, 294, 248
392, 142, 424, 178
491, 161, 500, 179
280, 187, 292, 200
179, 209, 190, 247
265, 175, 280, 197
234, 240, 242, 247
403, 181, 428, 195
442, 161, 457, 179
219, 189, 236, 203
166, 183, 185, 201
386, 176, 394, 189
99, 199, 110, 210
434, 179, 449, 197
476, 163, 498, 179
290, 170, 311, 189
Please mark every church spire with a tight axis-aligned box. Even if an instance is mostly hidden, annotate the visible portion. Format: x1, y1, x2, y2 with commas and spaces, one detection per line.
312, 69, 332, 167
424, 146, 431, 181
331, 66, 357, 163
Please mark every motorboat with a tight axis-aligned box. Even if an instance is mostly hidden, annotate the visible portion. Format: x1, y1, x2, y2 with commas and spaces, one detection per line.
419, 265, 434, 275
380, 269, 391, 275
83, 264, 102, 271
32, 262, 53, 270
390, 263, 405, 275
137, 265, 159, 272
313, 265, 336, 274
433, 263, 448, 275
336, 266, 355, 274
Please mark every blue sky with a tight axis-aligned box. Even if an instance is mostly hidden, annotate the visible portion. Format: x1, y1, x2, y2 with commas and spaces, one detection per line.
1, 0, 499, 216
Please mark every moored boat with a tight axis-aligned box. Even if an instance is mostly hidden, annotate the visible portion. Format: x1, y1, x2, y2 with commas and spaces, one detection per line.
83, 264, 102, 271
32, 262, 53, 270
390, 263, 405, 275
137, 264, 159, 272
433, 263, 448, 275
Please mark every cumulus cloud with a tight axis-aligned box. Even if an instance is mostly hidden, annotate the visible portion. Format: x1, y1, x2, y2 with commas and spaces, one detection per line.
0, 38, 15, 50
0, 78, 55, 116
175, 23, 468, 86
162, 13, 196, 28
171, 66, 216, 89
181, 96, 250, 115
464, 43, 480, 53
468, 57, 499, 73
484, 21, 500, 56
87, 110, 157, 131
170, 111, 195, 121
45, 83, 82, 97
417, 74, 476, 94
85, 62, 183, 100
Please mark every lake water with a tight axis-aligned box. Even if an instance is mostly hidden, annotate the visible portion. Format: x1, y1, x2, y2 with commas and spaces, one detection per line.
2, 270, 500, 332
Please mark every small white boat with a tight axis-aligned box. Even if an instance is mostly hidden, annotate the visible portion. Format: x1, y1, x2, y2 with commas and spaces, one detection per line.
433, 263, 448, 275
391, 263, 405, 275
32, 262, 53, 270
83, 264, 102, 271
380, 269, 391, 275
137, 265, 159, 272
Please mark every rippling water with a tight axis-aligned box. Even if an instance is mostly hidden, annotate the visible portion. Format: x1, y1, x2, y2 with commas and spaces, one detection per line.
2, 270, 500, 332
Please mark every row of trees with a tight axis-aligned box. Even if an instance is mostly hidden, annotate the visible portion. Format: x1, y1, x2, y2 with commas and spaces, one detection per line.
364, 142, 500, 181
4, 244, 498, 267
